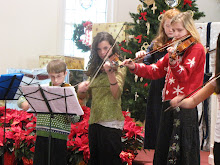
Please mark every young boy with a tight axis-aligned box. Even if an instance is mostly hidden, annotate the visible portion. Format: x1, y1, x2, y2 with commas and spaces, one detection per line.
18, 59, 79, 165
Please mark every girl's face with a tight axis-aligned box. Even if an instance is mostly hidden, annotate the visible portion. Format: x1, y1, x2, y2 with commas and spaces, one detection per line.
172, 22, 188, 40
97, 40, 112, 60
163, 19, 174, 38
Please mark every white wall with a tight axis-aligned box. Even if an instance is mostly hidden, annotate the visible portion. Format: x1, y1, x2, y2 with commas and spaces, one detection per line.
0, 0, 220, 74
0, 0, 64, 74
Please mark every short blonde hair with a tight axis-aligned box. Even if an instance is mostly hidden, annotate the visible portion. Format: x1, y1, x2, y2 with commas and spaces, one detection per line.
171, 11, 201, 43
46, 59, 67, 74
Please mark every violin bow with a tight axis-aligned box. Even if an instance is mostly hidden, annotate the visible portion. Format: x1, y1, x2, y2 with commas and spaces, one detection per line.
164, 72, 220, 112
89, 22, 127, 86
132, 34, 192, 63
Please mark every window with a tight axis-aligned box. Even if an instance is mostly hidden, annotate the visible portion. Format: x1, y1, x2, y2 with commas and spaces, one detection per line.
64, 0, 108, 68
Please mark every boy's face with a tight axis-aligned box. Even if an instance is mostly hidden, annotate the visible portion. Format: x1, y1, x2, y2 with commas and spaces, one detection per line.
48, 71, 67, 86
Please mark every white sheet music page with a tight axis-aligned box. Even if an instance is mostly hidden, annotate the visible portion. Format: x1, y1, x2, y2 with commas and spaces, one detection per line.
21, 86, 84, 115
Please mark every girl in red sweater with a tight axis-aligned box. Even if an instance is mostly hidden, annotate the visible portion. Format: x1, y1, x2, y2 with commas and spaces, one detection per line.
122, 11, 205, 165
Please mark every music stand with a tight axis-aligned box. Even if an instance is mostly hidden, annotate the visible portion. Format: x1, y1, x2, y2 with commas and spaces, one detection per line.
21, 85, 84, 165
0, 73, 24, 165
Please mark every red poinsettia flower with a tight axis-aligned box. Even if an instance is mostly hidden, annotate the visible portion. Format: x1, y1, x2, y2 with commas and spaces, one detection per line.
120, 151, 135, 165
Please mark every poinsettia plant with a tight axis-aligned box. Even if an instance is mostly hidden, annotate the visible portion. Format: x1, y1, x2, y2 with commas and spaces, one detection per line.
0, 106, 144, 165
0, 107, 36, 164
66, 107, 144, 165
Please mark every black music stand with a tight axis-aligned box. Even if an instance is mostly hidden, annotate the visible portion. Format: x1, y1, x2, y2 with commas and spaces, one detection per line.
21, 85, 84, 165
0, 73, 24, 165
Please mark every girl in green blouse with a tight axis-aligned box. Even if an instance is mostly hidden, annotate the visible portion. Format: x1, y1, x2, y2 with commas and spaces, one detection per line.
78, 32, 126, 165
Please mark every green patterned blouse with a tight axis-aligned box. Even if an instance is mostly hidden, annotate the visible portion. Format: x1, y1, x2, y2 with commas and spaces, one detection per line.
88, 64, 127, 125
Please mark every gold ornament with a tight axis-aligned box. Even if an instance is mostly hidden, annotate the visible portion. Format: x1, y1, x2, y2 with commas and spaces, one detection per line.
135, 74, 138, 82
144, 0, 155, 6
158, 14, 163, 22
141, 42, 150, 51
187, 10, 194, 17
137, 4, 143, 12
151, 2, 157, 14
134, 92, 139, 101
146, 22, 151, 35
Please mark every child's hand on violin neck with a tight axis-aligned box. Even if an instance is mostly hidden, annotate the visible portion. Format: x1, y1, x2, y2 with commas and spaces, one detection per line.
135, 50, 147, 58
135, 51, 146, 63
121, 59, 135, 70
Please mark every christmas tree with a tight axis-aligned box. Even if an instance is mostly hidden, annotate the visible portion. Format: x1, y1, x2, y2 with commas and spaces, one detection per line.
119, 0, 205, 122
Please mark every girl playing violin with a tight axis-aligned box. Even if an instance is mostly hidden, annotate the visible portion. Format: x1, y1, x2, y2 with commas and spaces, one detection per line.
170, 33, 220, 165
77, 32, 127, 165
135, 8, 180, 150
122, 11, 205, 165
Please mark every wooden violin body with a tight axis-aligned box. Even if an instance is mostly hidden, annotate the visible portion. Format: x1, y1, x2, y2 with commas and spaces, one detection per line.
170, 35, 196, 60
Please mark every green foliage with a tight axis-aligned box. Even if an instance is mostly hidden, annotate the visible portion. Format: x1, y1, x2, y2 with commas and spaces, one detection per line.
120, 0, 205, 122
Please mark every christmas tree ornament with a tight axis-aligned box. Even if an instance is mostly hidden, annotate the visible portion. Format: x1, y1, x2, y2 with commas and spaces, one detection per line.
141, 42, 150, 51
158, 13, 163, 21
151, 2, 157, 14
134, 92, 139, 101
137, 4, 143, 12
144, 0, 155, 6
187, 10, 194, 17
140, 77, 144, 82
146, 22, 151, 35
135, 74, 138, 82
165, 0, 180, 8
183, 0, 192, 7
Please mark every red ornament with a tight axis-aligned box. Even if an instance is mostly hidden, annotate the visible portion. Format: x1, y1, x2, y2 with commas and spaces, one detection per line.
121, 47, 132, 54
135, 35, 143, 43
144, 83, 148, 87
183, 0, 192, 7
139, 12, 147, 21
160, 10, 166, 15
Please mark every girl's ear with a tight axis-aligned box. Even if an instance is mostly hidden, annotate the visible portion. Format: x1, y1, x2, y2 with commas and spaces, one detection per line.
64, 71, 68, 76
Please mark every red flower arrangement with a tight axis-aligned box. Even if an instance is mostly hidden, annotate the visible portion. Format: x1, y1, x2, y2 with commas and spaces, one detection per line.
67, 107, 144, 164
0, 107, 36, 164
0, 106, 144, 165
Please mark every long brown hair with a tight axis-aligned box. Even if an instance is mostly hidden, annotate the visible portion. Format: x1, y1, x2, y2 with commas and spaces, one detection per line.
215, 33, 220, 94
86, 32, 119, 77
153, 8, 180, 50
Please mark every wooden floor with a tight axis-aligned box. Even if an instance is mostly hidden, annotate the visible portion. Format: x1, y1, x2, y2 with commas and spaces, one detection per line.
133, 149, 210, 165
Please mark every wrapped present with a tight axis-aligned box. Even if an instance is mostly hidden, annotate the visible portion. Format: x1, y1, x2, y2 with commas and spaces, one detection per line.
39, 55, 84, 69
92, 22, 129, 42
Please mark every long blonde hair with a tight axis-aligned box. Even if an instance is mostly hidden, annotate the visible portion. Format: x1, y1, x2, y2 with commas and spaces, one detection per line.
153, 8, 180, 50
171, 11, 201, 43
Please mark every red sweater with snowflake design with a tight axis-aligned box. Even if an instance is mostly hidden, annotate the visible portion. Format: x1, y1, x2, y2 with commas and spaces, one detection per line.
131, 43, 205, 101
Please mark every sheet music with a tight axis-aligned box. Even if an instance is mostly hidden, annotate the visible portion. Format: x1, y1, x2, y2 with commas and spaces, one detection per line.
21, 86, 84, 115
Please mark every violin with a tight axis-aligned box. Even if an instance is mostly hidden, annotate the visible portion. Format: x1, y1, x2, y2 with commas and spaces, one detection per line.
129, 34, 194, 63
170, 35, 196, 60
104, 53, 122, 72
61, 83, 71, 87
